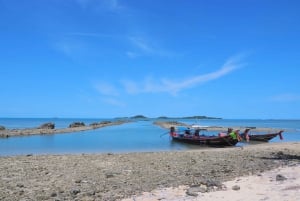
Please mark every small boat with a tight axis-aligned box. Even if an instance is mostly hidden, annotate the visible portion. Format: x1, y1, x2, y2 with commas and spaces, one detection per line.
169, 127, 238, 147
240, 129, 284, 142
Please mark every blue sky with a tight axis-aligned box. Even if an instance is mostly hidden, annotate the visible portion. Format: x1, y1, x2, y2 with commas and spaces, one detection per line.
0, 0, 299, 119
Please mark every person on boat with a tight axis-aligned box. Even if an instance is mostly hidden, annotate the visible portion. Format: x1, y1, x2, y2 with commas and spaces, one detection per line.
170, 126, 177, 137
229, 129, 242, 141
242, 128, 251, 142
194, 129, 200, 137
185, 127, 191, 136
219, 128, 233, 137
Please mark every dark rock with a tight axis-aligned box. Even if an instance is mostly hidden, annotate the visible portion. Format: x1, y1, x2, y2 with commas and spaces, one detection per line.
206, 179, 222, 188
16, 183, 24, 188
70, 189, 81, 195
276, 174, 287, 181
69, 122, 85, 128
101, 121, 112, 124
50, 192, 57, 197
75, 179, 82, 183
39, 122, 55, 129
89, 122, 100, 126
198, 185, 208, 193
186, 186, 199, 196
232, 185, 240, 191
277, 151, 284, 155
105, 173, 114, 178
86, 191, 96, 196
0, 125, 5, 130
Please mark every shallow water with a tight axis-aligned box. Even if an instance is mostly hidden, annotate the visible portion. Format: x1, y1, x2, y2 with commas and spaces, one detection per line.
0, 118, 299, 156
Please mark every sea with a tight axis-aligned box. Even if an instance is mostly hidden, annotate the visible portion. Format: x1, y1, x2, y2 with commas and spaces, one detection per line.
0, 118, 299, 156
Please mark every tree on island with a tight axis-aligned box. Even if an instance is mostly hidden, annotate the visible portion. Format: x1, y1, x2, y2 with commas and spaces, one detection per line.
131, 115, 147, 119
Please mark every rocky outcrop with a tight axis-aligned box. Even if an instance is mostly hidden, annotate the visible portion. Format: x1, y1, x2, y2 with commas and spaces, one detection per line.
69, 122, 86, 128
89, 121, 111, 127
0, 120, 130, 138
38, 122, 55, 129
0, 125, 5, 130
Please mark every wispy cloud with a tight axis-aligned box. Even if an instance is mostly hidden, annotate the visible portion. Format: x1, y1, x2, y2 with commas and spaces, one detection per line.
270, 93, 300, 102
128, 36, 176, 58
121, 55, 245, 95
54, 40, 85, 57
126, 51, 139, 58
95, 82, 119, 96
94, 82, 126, 107
101, 97, 125, 107
129, 37, 154, 53
76, 0, 122, 11
66, 32, 116, 38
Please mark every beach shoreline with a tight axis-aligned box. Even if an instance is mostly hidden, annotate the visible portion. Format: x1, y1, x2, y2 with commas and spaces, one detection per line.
1, 142, 299, 200
0, 120, 286, 138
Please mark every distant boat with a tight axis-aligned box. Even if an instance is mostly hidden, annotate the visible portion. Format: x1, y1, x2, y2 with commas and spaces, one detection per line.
240, 129, 284, 142
169, 126, 238, 147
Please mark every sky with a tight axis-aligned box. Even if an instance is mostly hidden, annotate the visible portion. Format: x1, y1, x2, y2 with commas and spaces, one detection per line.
0, 0, 300, 119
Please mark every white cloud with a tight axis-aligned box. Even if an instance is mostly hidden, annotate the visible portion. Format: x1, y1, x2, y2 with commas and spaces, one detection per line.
270, 93, 300, 102
126, 51, 139, 58
95, 82, 119, 96
121, 55, 244, 95
54, 40, 85, 57
121, 79, 140, 94
102, 97, 125, 107
128, 36, 176, 58
76, 0, 121, 11
66, 32, 114, 38
129, 37, 154, 53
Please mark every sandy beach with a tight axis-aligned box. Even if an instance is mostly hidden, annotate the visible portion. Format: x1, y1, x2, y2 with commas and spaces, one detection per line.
0, 142, 299, 201
123, 164, 300, 201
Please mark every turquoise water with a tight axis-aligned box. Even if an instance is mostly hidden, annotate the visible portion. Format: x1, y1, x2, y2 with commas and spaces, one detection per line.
0, 118, 300, 156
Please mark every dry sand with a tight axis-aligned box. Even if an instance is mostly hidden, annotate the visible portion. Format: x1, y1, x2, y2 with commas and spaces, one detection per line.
0, 142, 299, 201
123, 164, 300, 201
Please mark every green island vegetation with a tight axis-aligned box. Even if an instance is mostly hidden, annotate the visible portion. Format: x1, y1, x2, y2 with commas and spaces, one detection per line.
129, 115, 221, 119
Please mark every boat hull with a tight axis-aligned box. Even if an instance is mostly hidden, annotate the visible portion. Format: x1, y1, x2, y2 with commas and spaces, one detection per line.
240, 131, 283, 142
171, 135, 238, 147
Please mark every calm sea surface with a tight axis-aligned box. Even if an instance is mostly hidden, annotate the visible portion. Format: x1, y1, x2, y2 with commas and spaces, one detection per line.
0, 118, 299, 156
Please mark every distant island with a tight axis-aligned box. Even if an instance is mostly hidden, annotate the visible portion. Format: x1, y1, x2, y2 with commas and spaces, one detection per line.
129, 115, 222, 119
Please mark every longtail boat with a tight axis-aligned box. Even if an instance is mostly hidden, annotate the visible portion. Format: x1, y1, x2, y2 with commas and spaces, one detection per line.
169, 127, 238, 147
240, 129, 284, 142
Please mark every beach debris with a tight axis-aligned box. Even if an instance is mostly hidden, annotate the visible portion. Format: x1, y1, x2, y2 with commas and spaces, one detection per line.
38, 122, 55, 129
276, 174, 287, 181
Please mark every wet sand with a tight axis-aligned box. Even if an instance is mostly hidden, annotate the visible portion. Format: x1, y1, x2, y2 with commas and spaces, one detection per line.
0, 142, 299, 201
